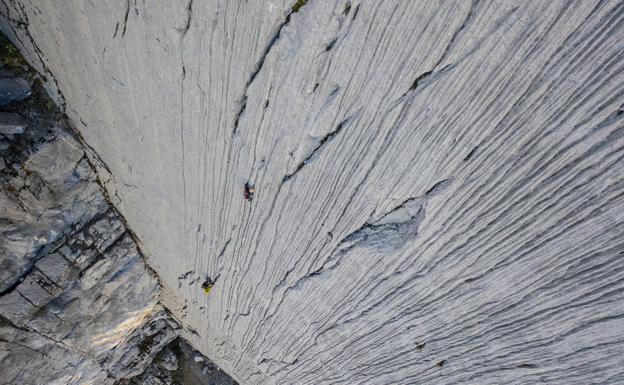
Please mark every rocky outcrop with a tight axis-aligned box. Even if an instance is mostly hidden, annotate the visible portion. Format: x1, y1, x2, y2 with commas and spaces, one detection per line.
0, 61, 175, 384
0, 38, 235, 385
2, 1, 624, 384
118, 338, 238, 385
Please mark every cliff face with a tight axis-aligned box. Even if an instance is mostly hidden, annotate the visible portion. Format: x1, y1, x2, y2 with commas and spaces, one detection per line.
0, 37, 235, 385
0, 59, 178, 383
2, 1, 624, 384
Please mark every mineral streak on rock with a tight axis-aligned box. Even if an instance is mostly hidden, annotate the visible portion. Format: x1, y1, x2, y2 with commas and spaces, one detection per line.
2, 1, 624, 384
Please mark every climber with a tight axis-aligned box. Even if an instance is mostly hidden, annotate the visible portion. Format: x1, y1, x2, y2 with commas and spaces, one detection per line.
244, 182, 255, 201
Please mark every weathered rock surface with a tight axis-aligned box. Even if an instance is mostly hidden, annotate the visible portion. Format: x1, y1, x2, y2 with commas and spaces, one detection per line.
0, 112, 27, 135
0, 77, 30, 106
0, 35, 237, 385
0, 69, 175, 384
0, 320, 112, 385
118, 338, 238, 385
2, 1, 624, 384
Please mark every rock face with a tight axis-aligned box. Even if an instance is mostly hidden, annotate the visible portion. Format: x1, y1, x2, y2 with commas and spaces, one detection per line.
0, 64, 177, 384
2, 1, 624, 384
0, 43, 235, 385
118, 338, 238, 385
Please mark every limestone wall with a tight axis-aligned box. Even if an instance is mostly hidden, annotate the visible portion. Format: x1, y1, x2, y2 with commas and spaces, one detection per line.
2, 1, 624, 383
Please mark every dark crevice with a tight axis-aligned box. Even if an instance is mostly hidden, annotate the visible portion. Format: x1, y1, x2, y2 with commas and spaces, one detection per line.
181, 0, 194, 38
408, 70, 433, 92
351, 4, 360, 20
110, 76, 126, 87
177, 0, 195, 251
282, 259, 337, 293
215, 237, 232, 277
232, 0, 309, 135
113, 22, 119, 38
283, 114, 353, 182
232, 95, 246, 135
257, 356, 298, 367
464, 145, 478, 161
325, 37, 337, 52
16, 289, 37, 307
397, 1, 478, 100
273, 269, 293, 293
399, 63, 454, 100
425, 177, 454, 196
0, 0, 27, 29
218, 238, 232, 259
121, 0, 130, 37
178, 271, 194, 281
6, 339, 53, 359
380, 197, 423, 221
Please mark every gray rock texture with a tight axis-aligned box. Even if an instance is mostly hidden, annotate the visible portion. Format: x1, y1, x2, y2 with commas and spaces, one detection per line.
0, 112, 27, 135
118, 338, 239, 385
2, 1, 624, 384
0, 77, 30, 106
0, 71, 178, 384
0, 33, 236, 385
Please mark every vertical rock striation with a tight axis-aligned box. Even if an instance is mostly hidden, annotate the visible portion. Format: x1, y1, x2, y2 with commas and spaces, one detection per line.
2, 1, 624, 384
